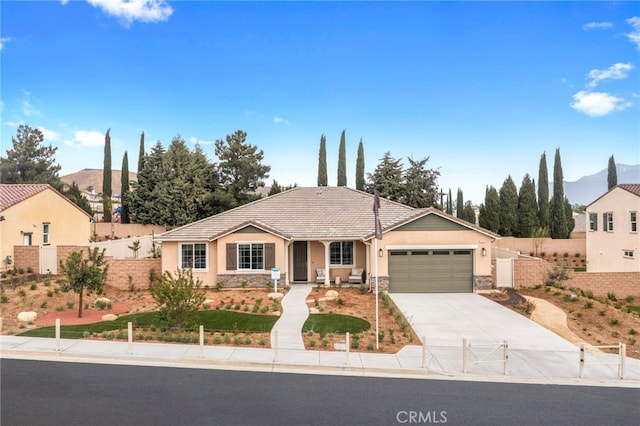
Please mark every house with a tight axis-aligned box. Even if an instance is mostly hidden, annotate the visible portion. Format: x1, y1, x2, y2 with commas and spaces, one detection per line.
0, 184, 92, 272
585, 184, 640, 273
156, 187, 500, 293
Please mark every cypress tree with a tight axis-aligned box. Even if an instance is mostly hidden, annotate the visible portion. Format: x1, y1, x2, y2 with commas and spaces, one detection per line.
102, 129, 112, 222
537, 152, 549, 229
498, 176, 518, 236
337, 130, 347, 186
516, 174, 539, 237
550, 148, 568, 239
121, 151, 130, 223
478, 185, 500, 233
462, 201, 476, 224
456, 188, 464, 218
607, 155, 617, 190
137, 131, 145, 173
355, 138, 365, 191
317, 134, 327, 186
446, 188, 453, 214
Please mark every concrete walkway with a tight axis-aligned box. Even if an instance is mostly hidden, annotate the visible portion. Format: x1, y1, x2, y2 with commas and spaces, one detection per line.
270, 284, 314, 350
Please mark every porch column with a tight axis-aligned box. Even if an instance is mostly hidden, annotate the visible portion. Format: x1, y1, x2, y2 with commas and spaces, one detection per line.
322, 241, 331, 286
363, 241, 371, 287
284, 241, 291, 286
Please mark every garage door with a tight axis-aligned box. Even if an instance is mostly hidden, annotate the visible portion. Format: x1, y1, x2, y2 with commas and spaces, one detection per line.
388, 249, 473, 293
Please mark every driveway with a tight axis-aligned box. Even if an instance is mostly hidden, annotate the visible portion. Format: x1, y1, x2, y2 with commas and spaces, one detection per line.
389, 293, 578, 351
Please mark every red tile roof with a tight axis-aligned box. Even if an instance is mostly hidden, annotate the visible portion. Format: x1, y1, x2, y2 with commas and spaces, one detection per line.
619, 184, 640, 197
0, 184, 51, 211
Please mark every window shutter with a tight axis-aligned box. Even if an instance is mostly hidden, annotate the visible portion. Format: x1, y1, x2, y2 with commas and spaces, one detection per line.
226, 243, 237, 270
265, 243, 275, 269
602, 213, 606, 232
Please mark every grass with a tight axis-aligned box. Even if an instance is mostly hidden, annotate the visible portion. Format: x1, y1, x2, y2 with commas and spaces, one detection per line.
18, 311, 280, 339
627, 305, 640, 314
302, 313, 370, 334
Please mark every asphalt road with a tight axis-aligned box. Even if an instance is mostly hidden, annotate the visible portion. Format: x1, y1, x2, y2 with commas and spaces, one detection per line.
2, 359, 638, 426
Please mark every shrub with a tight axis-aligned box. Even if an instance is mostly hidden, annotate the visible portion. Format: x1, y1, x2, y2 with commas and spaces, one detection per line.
240, 279, 248, 289
18, 289, 26, 297
56, 306, 64, 312
359, 284, 367, 294
66, 301, 75, 309
584, 301, 593, 308
367, 343, 374, 351
259, 336, 266, 346
261, 305, 269, 314
378, 331, 385, 342
215, 280, 224, 291
322, 338, 329, 347
40, 301, 47, 309
598, 310, 606, 316
252, 305, 259, 313
151, 269, 206, 328
233, 336, 242, 345
610, 318, 619, 325
309, 339, 316, 347
607, 292, 617, 301
625, 295, 635, 303
30, 283, 37, 290
628, 328, 637, 335
213, 336, 222, 344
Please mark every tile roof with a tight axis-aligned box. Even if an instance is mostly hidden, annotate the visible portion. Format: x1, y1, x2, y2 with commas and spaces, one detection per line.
0, 184, 50, 211
619, 184, 640, 197
157, 186, 500, 242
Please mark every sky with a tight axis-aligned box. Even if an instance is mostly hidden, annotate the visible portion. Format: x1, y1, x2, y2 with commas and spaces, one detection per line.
1, 1, 639, 204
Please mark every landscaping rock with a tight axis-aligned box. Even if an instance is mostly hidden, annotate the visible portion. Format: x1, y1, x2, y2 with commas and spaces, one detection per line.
101, 314, 118, 321
325, 290, 339, 301
17, 311, 37, 322
309, 307, 320, 314
268, 292, 283, 300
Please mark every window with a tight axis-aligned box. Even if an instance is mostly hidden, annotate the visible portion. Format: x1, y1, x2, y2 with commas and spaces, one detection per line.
623, 250, 634, 259
603, 212, 613, 232
588, 213, 598, 231
631, 212, 637, 233
330, 241, 354, 266
42, 223, 50, 245
181, 243, 207, 270
238, 243, 264, 270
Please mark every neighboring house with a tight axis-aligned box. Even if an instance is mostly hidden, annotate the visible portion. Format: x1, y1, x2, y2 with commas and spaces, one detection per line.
0, 184, 92, 272
586, 184, 640, 273
156, 187, 500, 293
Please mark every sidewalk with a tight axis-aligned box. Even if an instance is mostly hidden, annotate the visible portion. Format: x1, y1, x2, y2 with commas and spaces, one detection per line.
2, 288, 639, 387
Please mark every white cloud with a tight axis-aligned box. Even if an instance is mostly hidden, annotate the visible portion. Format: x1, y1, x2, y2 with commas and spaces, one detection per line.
65, 130, 105, 147
60, 0, 69, 5
626, 16, 640, 50
570, 91, 632, 117
586, 62, 634, 88
274, 116, 291, 126
5, 120, 21, 128
582, 22, 613, 31
20, 90, 43, 117
0, 37, 11, 52
188, 136, 213, 146
87, 0, 173, 27
38, 126, 60, 141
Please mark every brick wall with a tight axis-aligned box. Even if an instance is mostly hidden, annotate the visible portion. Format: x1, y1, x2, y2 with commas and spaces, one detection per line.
13, 246, 39, 272
513, 257, 552, 289
105, 257, 162, 291
57, 245, 88, 266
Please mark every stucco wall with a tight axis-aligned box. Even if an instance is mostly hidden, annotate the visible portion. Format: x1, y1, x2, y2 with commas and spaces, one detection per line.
93, 223, 167, 240
0, 188, 91, 272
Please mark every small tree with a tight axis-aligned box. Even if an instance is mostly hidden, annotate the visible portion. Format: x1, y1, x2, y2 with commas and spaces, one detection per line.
128, 240, 141, 258
59, 248, 109, 318
151, 269, 206, 328
531, 226, 549, 257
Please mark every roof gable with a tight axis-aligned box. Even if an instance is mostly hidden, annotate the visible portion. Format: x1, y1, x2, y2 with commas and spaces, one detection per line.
394, 213, 469, 232
0, 184, 49, 211
587, 183, 640, 207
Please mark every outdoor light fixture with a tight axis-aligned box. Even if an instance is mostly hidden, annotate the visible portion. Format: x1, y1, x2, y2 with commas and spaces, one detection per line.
481, 248, 487, 256
379, 248, 384, 257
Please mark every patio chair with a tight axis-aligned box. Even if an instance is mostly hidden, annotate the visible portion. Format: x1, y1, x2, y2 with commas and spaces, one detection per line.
316, 269, 326, 284
348, 268, 364, 284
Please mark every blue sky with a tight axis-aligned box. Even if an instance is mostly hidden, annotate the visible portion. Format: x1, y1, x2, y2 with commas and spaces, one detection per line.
1, 1, 639, 204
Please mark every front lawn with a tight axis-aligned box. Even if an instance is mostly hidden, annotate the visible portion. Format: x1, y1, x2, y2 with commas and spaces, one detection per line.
302, 313, 370, 334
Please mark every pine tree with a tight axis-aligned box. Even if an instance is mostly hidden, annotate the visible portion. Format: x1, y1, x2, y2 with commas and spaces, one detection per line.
607, 155, 617, 190
0, 124, 61, 184
137, 131, 145, 173
498, 176, 518, 236
456, 188, 464, 218
446, 188, 453, 214
537, 152, 549, 229
121, 151, 130, 224
550, 148, 568, 239
317, 134, 327, 186
355, 138, 365, 191
478, 185, 500, 233
102, 129, 112, 222
402, 156, 440, 208
337, 130, 347, 186
367, 152, 404, 202
269, 180, 282, 195
516, 174, 539, 237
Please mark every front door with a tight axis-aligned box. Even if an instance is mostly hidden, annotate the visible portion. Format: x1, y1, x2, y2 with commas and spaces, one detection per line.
293, 241, 308, 282
23, 233, 32, 246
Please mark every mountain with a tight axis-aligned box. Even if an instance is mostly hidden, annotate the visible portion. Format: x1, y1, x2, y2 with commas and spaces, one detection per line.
552, 164, 640, 206
60, 168, 138, 197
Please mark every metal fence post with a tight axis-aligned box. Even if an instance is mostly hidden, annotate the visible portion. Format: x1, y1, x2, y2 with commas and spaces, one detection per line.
422, 336, 427, 370
462, 337, 468, 374
127, 322, 133, 355
55, 318, 60, 352
503, 340, 508, 376
619, 343, 626, 380
199, 325, 204, 359
579, 343, 585, 378
346, 332, 350, 366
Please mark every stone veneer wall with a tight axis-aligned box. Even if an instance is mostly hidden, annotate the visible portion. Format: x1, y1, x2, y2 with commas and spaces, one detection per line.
474, 275, 493, 291
216, 273, 288, 289
566, 271, 640, 297
12, 246, 39, 273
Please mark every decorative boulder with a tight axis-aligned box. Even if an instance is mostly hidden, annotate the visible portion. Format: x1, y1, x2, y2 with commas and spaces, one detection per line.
101, 314, 118, 321
325, 290, 339, 301
268, 292, 283, 300
17, 311, 37, 322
